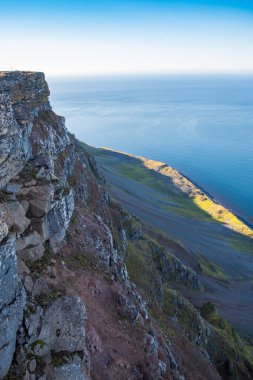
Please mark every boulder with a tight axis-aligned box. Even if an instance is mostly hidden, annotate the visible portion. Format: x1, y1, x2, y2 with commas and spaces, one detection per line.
0, 202, 30, 234
31, 190, 74, 244
28, 185, 54, 217
4, 182, 21, 194
19, 243, 45, 262
19, 184, 54, 218
16, 231, 42, 251
32, 296, 86, 356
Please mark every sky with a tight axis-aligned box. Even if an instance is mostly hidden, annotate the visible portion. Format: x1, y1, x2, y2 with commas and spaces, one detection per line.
1, 0, 253, 75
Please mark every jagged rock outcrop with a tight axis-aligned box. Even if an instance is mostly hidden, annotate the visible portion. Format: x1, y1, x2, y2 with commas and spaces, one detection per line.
0, 72, 83, 379
0, 72, 49, 187
150, 242, 200, 289
21, 296, 89, 380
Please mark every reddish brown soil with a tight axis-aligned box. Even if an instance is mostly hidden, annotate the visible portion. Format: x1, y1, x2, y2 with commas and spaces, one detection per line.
45, 206, 221, 380
51, 261, 220, 380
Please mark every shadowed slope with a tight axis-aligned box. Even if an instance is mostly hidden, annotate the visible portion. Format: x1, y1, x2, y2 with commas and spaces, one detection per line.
88, 145, 253, 340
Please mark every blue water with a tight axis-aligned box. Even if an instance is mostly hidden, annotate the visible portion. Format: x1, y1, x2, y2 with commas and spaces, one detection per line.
48, 75, 253, 226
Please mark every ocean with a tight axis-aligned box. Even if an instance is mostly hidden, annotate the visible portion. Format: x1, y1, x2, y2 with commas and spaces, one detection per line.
48, 74, 253, 226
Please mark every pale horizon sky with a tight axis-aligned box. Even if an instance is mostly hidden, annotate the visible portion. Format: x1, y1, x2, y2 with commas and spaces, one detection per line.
1, 0, 253, 76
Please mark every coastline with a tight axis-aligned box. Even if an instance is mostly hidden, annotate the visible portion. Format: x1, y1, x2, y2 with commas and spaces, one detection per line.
181, 172, 253, 231
101, 147, 253, 239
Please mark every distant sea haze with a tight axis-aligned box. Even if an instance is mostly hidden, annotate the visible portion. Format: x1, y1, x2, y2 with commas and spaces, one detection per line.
49, 74, 253, 226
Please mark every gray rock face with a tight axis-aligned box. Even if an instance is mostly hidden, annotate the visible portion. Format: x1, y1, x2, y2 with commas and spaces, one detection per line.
151, 243, 200, 289
0, 71, 49, 101
34, 296, 86, 356
16, 231, 42, 252
0, 71, 78, 377
27, 184, 55, 218
50, 364, 85, 380
0, 71, 76, 249
29, 189, 74, 244
43, 189, 75, 245
0, 71, 49, 188
21, 296, 88, 379
0, 235, 26, 379
19, 243, 45, 262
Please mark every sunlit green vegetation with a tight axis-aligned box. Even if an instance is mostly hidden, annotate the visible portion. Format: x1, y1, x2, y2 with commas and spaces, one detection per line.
98, 147, 253, 238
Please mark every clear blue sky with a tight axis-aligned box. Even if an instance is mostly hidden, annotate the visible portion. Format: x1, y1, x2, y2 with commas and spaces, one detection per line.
1, 0, 253, 75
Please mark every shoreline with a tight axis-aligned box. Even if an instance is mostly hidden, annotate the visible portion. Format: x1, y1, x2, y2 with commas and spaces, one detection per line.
180, 172, 253, 231
101, 147, 253, 239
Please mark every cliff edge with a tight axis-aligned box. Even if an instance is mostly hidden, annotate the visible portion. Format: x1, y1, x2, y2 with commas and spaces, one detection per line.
0, 72, 252, 380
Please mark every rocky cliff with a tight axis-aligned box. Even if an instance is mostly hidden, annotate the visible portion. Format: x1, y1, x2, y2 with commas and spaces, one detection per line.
0, 72, 252, 380
0, 71, 77, 379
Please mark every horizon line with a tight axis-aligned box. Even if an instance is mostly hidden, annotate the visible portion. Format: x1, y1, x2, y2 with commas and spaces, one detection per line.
46, 70, 253, 78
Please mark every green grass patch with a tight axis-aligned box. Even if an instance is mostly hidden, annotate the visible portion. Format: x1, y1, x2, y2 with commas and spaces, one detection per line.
197, 254, 229, 282
95, 149, 220, 223
30, 339, 47, 351
95, 148, 253, 239
125, 240, 155, 295
28, 253, 51, 277
63, 252, 89, 270
201, 302, 253, 370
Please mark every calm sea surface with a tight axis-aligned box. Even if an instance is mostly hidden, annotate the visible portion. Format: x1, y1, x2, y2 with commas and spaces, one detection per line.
49, 75, 253, 225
